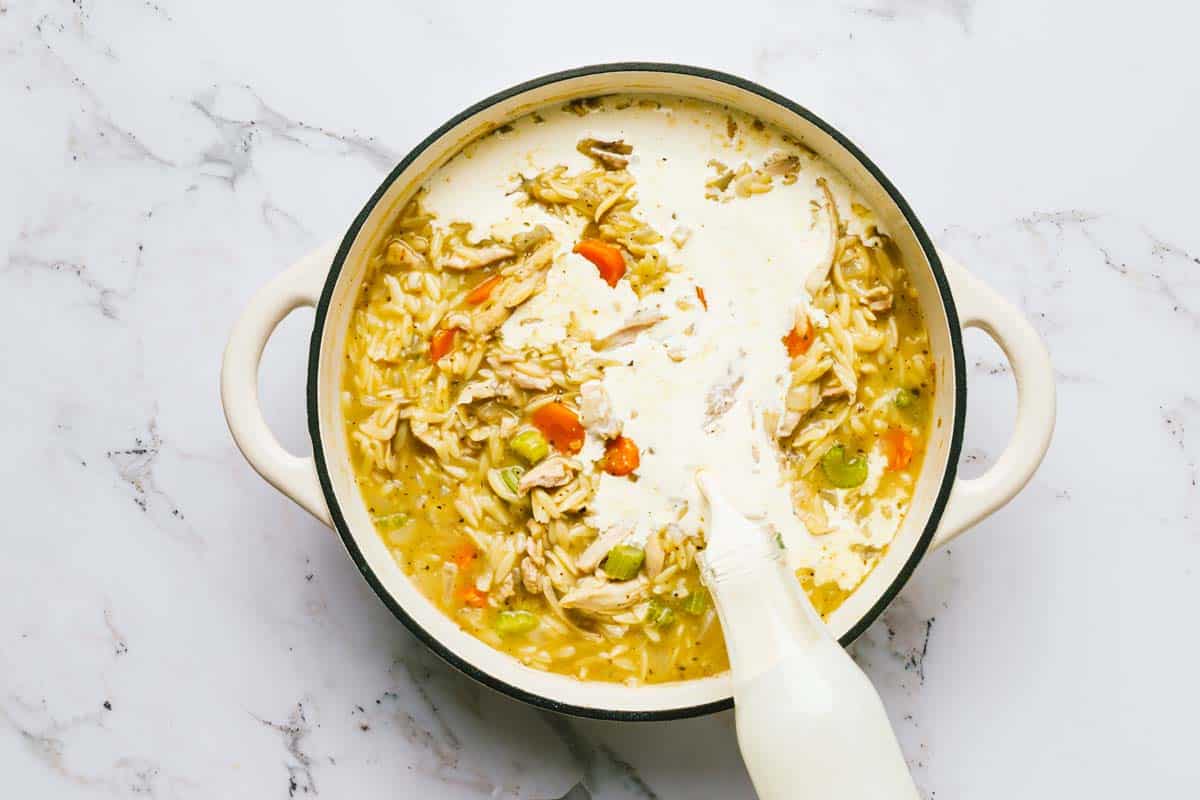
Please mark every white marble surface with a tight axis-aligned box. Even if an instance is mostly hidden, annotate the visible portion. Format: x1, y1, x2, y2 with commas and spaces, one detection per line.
3, 0, 1198, 796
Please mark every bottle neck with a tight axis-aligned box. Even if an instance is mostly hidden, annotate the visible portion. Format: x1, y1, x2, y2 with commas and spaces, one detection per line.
703, 547, 827, 682
696, 471, 831, 682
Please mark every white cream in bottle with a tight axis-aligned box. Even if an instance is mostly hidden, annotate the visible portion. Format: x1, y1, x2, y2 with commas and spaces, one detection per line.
697, 473, 920, 800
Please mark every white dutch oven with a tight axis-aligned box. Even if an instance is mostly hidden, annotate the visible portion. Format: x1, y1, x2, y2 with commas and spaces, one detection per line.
221, 64, 1055, 720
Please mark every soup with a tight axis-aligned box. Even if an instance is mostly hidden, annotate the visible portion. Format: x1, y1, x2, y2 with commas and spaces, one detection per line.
342, 95, 933, 684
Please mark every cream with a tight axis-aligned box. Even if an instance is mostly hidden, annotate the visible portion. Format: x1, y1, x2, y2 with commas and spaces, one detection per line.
499, 252, 641, 350
420, 96, 895, 590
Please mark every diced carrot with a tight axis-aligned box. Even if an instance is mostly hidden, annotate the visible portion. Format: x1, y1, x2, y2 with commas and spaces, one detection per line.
459, 586, 488, 608
451, 542, 477, 569
882, 428, 915, 471
574, 239, 626, 287
695, 285, 708, 310
465, 274, 503, 305
531, 402, 585, 454
602, 436, 640, 476
782, 318, 814, 357
430, 327, 458, 362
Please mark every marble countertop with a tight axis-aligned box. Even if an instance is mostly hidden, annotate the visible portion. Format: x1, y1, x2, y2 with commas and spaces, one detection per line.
4, 0, 1198, 796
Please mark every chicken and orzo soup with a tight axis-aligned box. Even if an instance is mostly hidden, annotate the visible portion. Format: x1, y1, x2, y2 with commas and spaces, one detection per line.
342, 95, 934, 685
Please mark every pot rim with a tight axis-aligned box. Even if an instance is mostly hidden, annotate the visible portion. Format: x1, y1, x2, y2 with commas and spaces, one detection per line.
306, 62, 967, 721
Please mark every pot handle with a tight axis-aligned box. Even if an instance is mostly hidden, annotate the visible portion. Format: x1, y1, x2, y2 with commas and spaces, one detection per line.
931, 251, 1056, 548
220, 244, 336, 527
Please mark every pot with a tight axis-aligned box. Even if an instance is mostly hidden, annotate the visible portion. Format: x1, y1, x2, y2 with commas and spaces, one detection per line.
220, 63, 1055, 720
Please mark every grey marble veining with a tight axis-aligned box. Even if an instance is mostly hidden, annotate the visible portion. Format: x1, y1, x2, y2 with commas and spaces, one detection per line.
2, 0, 1197, 796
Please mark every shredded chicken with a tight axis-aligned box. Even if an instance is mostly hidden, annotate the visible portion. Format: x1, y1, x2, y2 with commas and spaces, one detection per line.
863, 284, 893, 313
471, 240, 557, 335
520, 557, 541, 593
384, 239, 427, 269
507, 369, 554, 391
579, 380, 621, 438
518, 455, 579, 493
541, 576, 603, 642
456, 377, 513, 405
560, 575, 650, 614
511, 225, 551, 254
358, 400, 403, 440
407, 418, 442, 451
493, 569, 516, 604
805, 178, 842, 295
437, 242, 515, 271
466, 424, 497, 443
821, 381, 851, 400
776, 382, 821, 438
576, 138, 633, 170
577, 522, 634, 573
593, 307, 668, 350
498, 415, 519, 438
501, 258, 555, 308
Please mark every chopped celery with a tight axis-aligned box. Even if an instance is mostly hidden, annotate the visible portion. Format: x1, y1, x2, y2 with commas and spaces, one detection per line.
486, 466, 526, 502
510, 429, 549, 463
602, 545, 645, 580
494, 610, 539, 636
373, 512, 410, 530
499, 466, 525, 494
646, 599, 675, 628
894, 388, 916, 409
821, 445, 869, 489
680, 590, 709, 616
